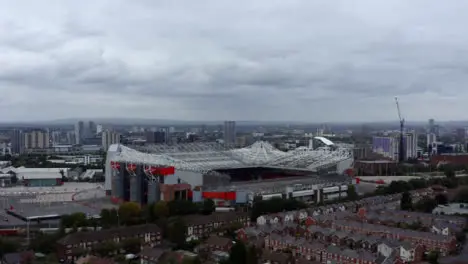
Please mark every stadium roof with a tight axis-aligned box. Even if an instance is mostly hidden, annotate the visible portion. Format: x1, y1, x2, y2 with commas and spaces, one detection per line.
109, 138, 352, 174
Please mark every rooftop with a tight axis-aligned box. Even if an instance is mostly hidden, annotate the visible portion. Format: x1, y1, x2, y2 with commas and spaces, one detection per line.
6, 201, 101, 219
109, 138, 352, 173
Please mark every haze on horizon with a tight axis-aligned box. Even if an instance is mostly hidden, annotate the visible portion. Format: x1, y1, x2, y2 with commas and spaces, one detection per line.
1, 0, 468, 123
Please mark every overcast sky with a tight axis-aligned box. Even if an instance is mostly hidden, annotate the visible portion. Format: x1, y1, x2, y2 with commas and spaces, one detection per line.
1, 0, 468, 123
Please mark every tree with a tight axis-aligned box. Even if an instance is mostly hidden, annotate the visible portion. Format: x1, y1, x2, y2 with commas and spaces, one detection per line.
29, 233, 61, 254
229, 241, 247, 264
346, 185, 359, 201
100, 208, 119, 228
454, 188, 468, 203
246, 245, 259, 264
59, 169, 66, 182
455, 232, 466, 244
444, 167, 455, 179
60, 212, 89, 228
167, 200, 199, 216
413, 197, 437, 213
427, 250, 439, 264
400, 191, 413, 211
0, 239, 20, 257
118, 202, 142, 225
202, 199, 215, 215
153, 201, 170, 218
167, 218, 187, 248
121, 238, 141, 254
434, 194, 448, 205
250, 198, 306, 221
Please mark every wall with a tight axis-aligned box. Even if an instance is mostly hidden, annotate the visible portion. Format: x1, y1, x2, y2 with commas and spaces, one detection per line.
167, 170, 203, 187
336, 157, 354, 174
28, 178, 58, 187
105, 144, 121, 191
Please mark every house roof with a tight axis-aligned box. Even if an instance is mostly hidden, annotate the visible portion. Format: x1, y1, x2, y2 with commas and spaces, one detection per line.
204, 236, 232, 247
334, 220, 454, 242
261, 250, 290, 264
139, 247, 171, 260
181, 212, 248, 226
57, 224, 161, 244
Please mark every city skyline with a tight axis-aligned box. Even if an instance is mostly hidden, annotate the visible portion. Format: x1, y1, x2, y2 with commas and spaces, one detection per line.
2, 1, 468, 122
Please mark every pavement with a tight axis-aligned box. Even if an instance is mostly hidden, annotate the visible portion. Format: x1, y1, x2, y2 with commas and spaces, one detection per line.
358, 174, 468, 184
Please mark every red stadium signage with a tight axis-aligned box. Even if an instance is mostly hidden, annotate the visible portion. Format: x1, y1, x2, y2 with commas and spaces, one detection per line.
202, 191, 236, 201
110, 161, 121, 171
126, 163, 137, 176
145, 166, 175, 176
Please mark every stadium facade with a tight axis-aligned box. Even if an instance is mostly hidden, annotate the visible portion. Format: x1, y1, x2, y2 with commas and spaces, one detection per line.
105, 137, 354, 205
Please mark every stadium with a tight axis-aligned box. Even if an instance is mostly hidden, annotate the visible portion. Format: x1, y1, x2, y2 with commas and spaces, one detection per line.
105, 137, 355, 205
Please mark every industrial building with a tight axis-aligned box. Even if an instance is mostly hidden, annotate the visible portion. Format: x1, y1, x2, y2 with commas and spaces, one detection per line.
105, 137, 355, 205
0, 167, 69, 187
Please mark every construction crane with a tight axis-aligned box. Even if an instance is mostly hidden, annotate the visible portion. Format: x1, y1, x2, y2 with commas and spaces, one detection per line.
394, 96, 405, 163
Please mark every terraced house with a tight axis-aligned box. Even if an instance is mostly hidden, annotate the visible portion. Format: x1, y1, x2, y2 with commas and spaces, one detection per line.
332, 220, 457, 255
182, 211, 249, 241
57, 224, 162, 261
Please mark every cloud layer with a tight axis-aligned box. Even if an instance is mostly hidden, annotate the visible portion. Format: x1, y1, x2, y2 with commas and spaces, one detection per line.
1, 0, 468, 122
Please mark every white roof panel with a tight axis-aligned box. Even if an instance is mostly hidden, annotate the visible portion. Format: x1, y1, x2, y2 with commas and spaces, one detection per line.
111, 139, 351, 173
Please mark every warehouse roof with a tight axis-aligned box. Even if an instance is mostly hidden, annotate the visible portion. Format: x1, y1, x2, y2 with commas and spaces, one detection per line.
18, 173, 61, 180
15, 168, 69, 173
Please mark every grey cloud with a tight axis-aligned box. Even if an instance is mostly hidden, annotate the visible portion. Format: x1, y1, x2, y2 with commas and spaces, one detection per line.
1, 0, 468, 122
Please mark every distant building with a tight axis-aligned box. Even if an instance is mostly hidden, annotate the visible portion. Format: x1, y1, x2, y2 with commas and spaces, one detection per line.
23, 129, 50, 150
427, 133, 438, 155
75, 121, 84, 144
223, 121, 236, 147
372, 132, 418, 161
96, 124, 103, 134
66, 131, 76, 145
102, 131, 121, 151
404, 131, 418, 159
145, 131, 166, 144
372, 136, 397, 160
88, 121, 97, 136
10, 129, 23, 154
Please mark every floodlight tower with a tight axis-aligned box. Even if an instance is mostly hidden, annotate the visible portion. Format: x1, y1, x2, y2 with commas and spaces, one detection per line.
394, 96, 405, 163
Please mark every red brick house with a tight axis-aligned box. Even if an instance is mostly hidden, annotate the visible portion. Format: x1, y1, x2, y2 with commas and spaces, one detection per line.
56, 224, 162, 261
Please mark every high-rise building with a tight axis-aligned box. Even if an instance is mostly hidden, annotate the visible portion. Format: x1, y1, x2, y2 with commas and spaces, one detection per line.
427, 133, 437, 155
428, 119, 435, 132
372, 136, 397, 160
455, 128, 466, 143
102, 131, 121, 151
96, 124, 103, 134
66, 131, 76, 145
88, 121, 97, 136
223, 121, 236, 147
428, 119, 440, 136
372, 132, 418, 161
75, 121, 84, 145
10, 129, 24, 154
145, 131, 167, 144
404, 131, 418, 159
24, 129, 50, 150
